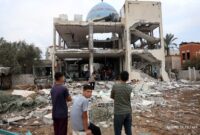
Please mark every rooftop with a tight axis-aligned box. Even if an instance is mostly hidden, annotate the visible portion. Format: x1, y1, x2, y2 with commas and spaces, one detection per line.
180, 42, 200, 46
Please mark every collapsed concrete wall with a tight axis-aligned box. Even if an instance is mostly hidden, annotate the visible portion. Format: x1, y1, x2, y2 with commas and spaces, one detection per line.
12, 74, 34, 87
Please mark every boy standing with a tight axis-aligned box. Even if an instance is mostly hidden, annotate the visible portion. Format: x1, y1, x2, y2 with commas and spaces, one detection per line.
111, 71, 132, 135
51, 72, 72, 135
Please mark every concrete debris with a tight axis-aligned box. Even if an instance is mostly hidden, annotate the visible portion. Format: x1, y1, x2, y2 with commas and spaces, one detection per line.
25, 113, 33, 120
39, 89, 51, 95
12, 90, 35, 97
32, 106, 51, 118
76, 83, 82, 87
14, 84, 37, 91
0, 79, 200, 134
0, 93, 40, 114
105, 84, 113, 89
98, 121, 110, 128
179, 79, 190, 84
23, 97, 34, 106
33, 121, 39, 124
5, 116, 24, 123
35, 96, 49, 104
139, 100, 155, 107
97, 82, 106, 85
0, 67, 10, 76
43, 113, 53, 124
33, 108, 48, 118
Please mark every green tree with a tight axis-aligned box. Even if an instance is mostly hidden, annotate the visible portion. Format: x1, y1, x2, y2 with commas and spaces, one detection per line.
182, 57, 200, 70
0, 38, 41, 74
164, 33, 178, 56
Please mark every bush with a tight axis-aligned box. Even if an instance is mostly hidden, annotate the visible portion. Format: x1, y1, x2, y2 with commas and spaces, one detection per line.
182, 57, 200, 70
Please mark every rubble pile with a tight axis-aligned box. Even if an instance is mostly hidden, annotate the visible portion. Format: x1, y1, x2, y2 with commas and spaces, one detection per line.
0, 89, 51, 134
0, 79, 199, 134
0, 92, 37, 114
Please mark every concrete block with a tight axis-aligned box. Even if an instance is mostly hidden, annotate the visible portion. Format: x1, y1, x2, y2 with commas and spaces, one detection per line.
35, 96, 49, 104
12, 90, 35, 97
43, 113, 53, 124
5, 116, 24, 123
72, 131, 86, 135
33, 109, 48, 118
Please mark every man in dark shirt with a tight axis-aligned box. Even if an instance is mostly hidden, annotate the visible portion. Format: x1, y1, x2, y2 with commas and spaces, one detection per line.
51, 72, 72, 135
111, 71, 132, 135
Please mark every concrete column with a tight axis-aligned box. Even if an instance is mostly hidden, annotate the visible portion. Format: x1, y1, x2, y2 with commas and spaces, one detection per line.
32, 65, 36, 77
118, 35, 122, 49
58, 35, 61, 48
150, 30, 153, 37
159, 17, 170, 81
119, 57, 123, 72
193, 67, 196, 81
52, 27, 56, 83
58, 59, 62, 72
64, 41, 66, 49
169, 69, 172, 79
123, 1, 131, 74
89, 22, 94, 76
188, 67, 192, 81
125, 29, 131, 74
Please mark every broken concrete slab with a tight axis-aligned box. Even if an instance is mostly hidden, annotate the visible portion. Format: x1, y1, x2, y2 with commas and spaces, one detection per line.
105, 84, 112, 89
43, 113, 53, 124
33, 108, 48, 118
97, 82, 106, 85
98, 121, 109, 128
35, 96, 49, 104
23, 97, 34, 106
39, 89, 51, 95
5, 116, 24, 123
12, 90, 35, 98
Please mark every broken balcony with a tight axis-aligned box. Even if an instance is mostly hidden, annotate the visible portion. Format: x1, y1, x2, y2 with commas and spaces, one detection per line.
132, 53, 161, 79
130, 21, 161, 50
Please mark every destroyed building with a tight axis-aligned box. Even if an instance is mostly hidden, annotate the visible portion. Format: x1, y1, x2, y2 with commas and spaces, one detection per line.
52, 0, 169, 81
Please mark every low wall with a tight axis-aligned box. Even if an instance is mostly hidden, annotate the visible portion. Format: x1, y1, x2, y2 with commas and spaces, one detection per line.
12, 74, 34, 87
178, 70, 200, 80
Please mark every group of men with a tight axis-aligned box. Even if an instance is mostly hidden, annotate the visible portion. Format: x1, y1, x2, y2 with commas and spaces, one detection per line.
51, 71, 132, 135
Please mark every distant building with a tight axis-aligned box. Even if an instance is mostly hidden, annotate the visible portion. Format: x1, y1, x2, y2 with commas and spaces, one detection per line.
165, 55, 181, 71
180, 42, 200, 64
169, 49, 180, 56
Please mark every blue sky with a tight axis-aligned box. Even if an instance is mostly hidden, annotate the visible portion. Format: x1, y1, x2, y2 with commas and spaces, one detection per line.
0, 0, 199, 57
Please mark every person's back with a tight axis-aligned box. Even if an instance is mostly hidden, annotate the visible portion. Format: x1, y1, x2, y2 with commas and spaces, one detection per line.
51, 72, 72, 135
112, 83, 132, 114
51, 84, 68, 118
111, 71, 132, 135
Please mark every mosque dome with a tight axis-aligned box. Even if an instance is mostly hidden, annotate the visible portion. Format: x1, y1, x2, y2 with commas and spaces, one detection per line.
86, 2, 119, 22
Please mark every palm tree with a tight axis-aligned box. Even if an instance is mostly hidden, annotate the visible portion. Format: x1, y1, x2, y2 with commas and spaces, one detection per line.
164, 33, 178, 56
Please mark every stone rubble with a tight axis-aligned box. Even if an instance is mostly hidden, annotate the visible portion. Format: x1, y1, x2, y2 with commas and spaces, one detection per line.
12, 90, 36, 98
0, 79, 200, 134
